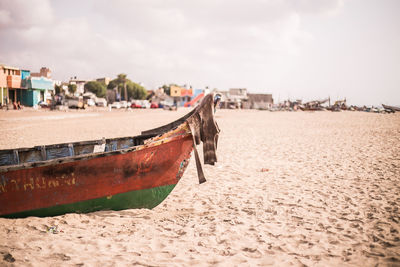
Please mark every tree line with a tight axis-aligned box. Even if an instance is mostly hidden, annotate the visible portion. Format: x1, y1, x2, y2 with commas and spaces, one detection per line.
55, 74, 148, 100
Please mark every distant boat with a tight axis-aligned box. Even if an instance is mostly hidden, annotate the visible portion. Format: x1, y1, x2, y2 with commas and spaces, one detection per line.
0, 94, 220, 218
382, 104, 400, 112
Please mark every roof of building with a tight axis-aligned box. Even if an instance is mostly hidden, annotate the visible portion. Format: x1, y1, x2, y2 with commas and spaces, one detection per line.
0, 64, 20, 70
22, 76, 54, 90
248, 93, 273, 102
229, 88, 247, 95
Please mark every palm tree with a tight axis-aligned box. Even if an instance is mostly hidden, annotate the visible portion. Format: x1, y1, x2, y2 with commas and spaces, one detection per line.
117, 74, 128, 101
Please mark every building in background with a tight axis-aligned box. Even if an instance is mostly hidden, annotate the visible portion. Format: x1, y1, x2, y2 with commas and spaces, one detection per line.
21, 69, 30, 80
245, 94, 274, 109
69, 77, 86, 95
31, 67, 51, 79
215, 88, 248, 109
21, 76, 54, 106
96, 77, 111, 86
194, 87, 210, 97
170, 85, 182, 97
0, 64, 22, 106
215, 88, 273, 109
229, 88, 248, 106
17, 67, 54, 106
180, 87, 193, 104
0, 65, 9, 106
150, 87, 174, 107
60, 82, 69, 94
169, 85, 193, 106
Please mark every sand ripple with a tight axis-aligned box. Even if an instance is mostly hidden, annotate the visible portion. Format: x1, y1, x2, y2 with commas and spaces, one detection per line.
0, 110, 399, 266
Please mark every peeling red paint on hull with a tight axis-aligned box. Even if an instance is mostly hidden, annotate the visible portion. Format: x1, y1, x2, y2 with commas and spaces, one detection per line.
0, 136, 193, 217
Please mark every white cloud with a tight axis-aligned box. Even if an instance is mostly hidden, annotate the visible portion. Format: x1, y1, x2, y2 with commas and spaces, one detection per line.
0, 0, 331, 81
0, 0, 53, 28
0, 9, 12, 25
290, 0, 344, 15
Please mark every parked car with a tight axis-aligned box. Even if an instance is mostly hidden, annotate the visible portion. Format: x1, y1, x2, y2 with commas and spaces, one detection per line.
110, 102, 121, 109
65, 96, 86, 109
86, 98, 96, 107
120, 101, 129, 109
140, 100, 151, 109
131, 102, 142, 109
163, 104, 177, 111
96, 98, 107, 107
150, 103, 159, 109
160, 100, 174, 109
82, 93, 96, 107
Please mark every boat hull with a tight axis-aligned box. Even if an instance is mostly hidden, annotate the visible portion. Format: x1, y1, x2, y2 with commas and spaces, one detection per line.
382, 104, 400, 112
0, 135, 193, 218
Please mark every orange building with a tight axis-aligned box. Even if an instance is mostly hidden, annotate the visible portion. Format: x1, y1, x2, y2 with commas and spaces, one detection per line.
169, 85, 193, 106
170, 85, 182, 97
181, 88, 193, 97
0, 64, 22, 106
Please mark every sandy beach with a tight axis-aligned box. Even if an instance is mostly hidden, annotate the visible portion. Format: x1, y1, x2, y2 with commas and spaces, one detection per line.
0, 108, 399, 266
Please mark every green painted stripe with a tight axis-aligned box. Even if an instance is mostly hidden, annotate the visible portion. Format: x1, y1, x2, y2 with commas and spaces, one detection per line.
2, 184, 176, 218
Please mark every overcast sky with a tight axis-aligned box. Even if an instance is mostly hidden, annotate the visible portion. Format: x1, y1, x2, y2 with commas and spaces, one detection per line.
0, 0, 399, 105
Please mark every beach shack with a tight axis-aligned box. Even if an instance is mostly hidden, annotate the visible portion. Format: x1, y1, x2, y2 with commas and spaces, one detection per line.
216, 88, 248, 109
229, 88, 248, 109
21, 76, 54, 106
246, 93, 274, 110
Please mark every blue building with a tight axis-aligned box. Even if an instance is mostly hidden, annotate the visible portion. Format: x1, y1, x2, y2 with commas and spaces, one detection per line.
21, 70, 30, 80
21, 76, 54, 106
194, 89, 203, 97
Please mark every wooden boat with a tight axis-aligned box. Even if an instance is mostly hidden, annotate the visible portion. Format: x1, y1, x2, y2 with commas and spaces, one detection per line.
0, 94, 220, 218
382, 104, 400, 112
299, 98, 329, 111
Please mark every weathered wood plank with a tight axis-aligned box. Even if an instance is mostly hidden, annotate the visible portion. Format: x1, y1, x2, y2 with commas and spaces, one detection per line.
46, 146, 71, 160
18, 150, 42, 164
0, 151, 15, 166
